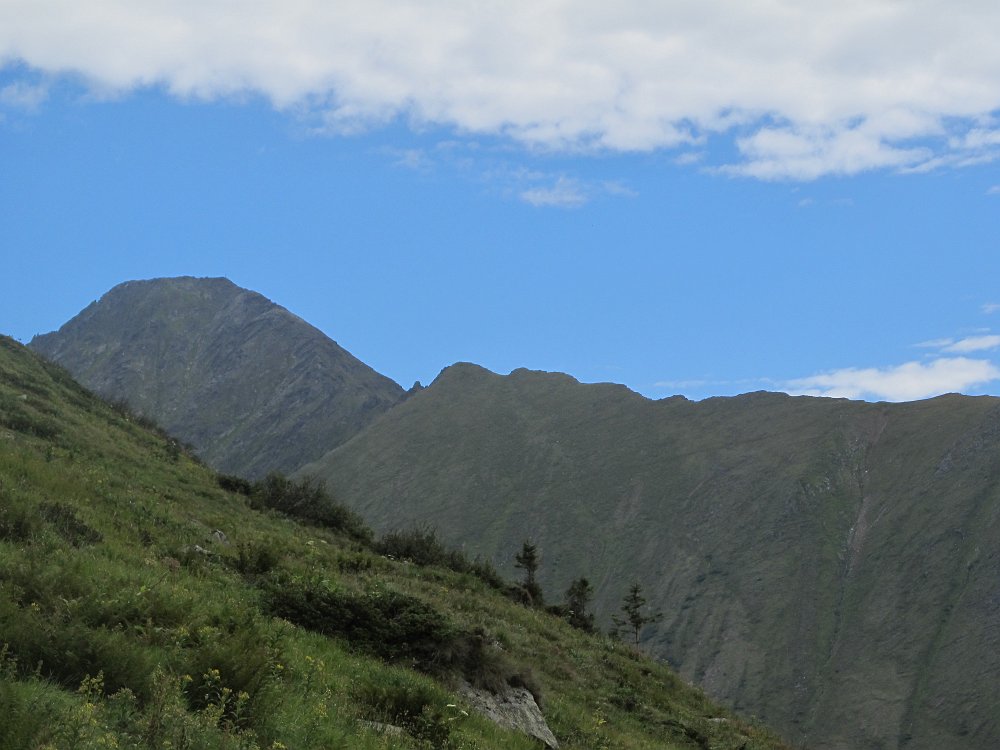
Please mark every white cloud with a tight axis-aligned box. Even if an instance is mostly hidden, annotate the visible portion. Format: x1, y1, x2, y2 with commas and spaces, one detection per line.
988, 187, 1000, 195
787, 357, 1000, 402
941, 334, 1000, 353
982, 302, 1000, 313
520, 177, 588, 208
382, 147, 433, 171
915, 337, 955, 349
4, 2, 1000, 178
0, 80, 47, 111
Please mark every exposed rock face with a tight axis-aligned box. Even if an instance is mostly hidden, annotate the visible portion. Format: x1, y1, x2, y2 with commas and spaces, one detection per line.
458, 681, 558, 749
30, 277, 404, 478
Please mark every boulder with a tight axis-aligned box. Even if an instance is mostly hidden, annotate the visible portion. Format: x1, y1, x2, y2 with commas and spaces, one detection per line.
458, 681, 558, 749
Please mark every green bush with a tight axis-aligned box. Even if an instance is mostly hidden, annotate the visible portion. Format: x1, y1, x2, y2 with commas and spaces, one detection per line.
250, 473, 372, 543
376, 526, 506, 591
217, 474, 253, 496
39, 502, 103, 547
265, 578, 459, 674
232, 540, 280, 577
0, 502, 38, 543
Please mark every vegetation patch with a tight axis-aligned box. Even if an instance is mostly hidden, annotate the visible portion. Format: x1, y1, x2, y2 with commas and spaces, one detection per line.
376, 526, 506, 590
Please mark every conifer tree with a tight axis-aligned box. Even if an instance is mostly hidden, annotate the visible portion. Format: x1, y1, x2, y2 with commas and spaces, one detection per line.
613, 581, 662, 646
514, 539, 543, 605
564, 577, 595, 632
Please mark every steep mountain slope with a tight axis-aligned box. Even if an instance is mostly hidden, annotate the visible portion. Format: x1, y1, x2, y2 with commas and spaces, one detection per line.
30, 277, 404, 478
0, 335, 791, 750
302, 363, 1000, 750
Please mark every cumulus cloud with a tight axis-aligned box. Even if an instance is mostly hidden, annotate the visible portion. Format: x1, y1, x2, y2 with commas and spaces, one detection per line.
787, 357, 1000, 401
3, 1, 1000, 177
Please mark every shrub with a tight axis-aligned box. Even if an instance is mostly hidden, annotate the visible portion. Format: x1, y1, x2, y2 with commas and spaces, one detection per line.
250, 473, 372, 543
217, 474, 253, 496
39, 502, 103, 547
0, 503, 38, 543
265, 578, 459, 674
232, 540, 280, 577
376, 526, 506, 591
355, 673, 465, 749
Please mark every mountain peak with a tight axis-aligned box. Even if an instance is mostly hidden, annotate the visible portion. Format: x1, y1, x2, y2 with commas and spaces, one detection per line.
30, 277, 404, 477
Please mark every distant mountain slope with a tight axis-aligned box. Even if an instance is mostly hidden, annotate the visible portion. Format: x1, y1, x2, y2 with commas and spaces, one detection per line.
30, 277, 404, 477
302, 362, 1000, 750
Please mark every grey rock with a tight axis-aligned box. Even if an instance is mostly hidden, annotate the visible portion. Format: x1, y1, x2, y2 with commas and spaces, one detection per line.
458, 681, 558, 749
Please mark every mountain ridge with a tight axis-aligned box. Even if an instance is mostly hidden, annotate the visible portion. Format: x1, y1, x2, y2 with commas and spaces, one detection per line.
304, 365, 1000, 750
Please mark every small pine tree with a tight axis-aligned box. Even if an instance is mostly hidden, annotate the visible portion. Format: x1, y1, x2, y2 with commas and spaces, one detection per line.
613, 581, 662, 646
564, 577, 595, 632
514, 540, 543, 606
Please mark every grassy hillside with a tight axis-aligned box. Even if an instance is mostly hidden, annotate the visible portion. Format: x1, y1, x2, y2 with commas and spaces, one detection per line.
304, 363, 1000, 750
0, 336, 789, 750
29, 277, 404, 478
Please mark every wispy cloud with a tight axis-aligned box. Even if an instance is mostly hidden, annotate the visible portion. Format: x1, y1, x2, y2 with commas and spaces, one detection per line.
987, 186, 1000, 195
786, 357, 1000, 402
914, 333, 1000, 353
915, 337, 955, 349
941, 335, 1000, 353
0, 80, 47, 111
520, 177, 588, 208
982, 302, 1000, 313
382, 147, 433, 171
5, 2, 1000, 178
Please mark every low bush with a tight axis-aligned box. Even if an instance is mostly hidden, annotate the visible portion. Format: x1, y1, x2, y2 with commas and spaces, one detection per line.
217, 474, 253, 496
39, 502, 103, 547
265, 577, 458, 674
0, 502, 38, 543
376, 526, 506, 591
249, 473, 372, 543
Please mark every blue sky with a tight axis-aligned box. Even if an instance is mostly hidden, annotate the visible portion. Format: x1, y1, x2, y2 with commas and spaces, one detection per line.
3, 2, 1000, 401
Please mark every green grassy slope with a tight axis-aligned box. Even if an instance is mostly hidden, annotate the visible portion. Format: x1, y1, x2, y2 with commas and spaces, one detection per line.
303, 363, 1000, 750
29, 277, 404, 479
0, 336, 789, 750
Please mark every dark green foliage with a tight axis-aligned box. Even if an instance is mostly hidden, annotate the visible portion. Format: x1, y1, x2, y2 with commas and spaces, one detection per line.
232, 540, 280, 577
39, 502, 103, 547
376, 526, 506, 590
355, 675, 464, 748
563, 577, 596, 633
355, 673, 440, 726
0, 503, 37, 543
217, 473, 253, 496
0, 392, 60, 439
507, 667, 545, 709
264, 577, 517, 695
250, 472, 372, 543
613, 582, 663, 646
264, 577, 460, 674
514, 540, 543, 606
181, 621, 282, 734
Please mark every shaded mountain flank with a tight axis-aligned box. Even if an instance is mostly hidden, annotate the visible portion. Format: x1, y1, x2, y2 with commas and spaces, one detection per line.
30, 277, 405, 478
302, 363, 1000, 750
